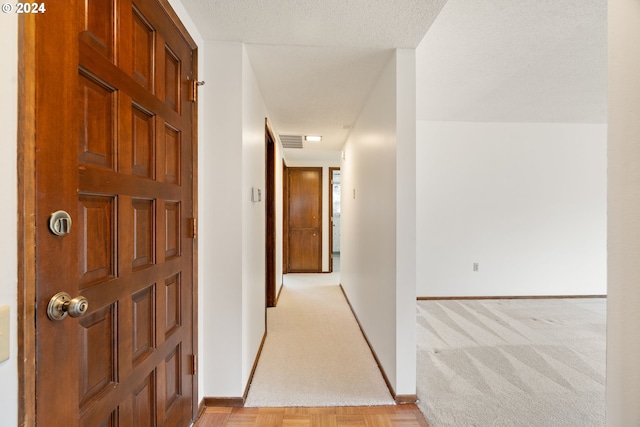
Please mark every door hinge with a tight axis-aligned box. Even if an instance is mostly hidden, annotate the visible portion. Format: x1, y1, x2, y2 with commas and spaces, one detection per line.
188, 77, 205, 102
191, 354, 197, 375
188, 218, 197, 239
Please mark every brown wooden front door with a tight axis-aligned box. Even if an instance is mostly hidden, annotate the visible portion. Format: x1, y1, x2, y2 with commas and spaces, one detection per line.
287, 168, 323, 272
28, 1, 197, 426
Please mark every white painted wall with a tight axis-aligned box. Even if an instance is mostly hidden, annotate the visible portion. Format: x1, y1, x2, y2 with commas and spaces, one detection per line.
341, 49, 417, 396
394, 49, 417, 394
607, 0, 640, 423
342, 54, 397, 389
241, 44, 270, 387
201, 41, 245, 397
282, 160, 341, 272
416, 122, 607, 297
0, 14, 18, 427
202, 41, 280, 398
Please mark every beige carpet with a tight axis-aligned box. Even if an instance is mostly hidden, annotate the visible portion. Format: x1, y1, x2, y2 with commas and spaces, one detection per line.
417, 298, 606, 426
244, 273, 394, 407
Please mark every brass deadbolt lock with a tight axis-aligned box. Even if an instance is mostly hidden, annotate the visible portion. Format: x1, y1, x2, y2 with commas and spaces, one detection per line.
49, 210, 72, 236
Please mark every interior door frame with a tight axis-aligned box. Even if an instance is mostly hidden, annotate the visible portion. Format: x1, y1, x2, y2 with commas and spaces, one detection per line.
265, 120, 277, 307
16, 3, 200, 424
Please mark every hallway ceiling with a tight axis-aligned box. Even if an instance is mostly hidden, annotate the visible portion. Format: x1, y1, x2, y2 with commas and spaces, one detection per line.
180, 0, 446, 48
180, 0, 448, 161
180, 0, 607, 161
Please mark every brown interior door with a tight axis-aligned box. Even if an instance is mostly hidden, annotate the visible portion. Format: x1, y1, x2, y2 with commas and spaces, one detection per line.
287, 168, 323, 272
31, 1, 197, 426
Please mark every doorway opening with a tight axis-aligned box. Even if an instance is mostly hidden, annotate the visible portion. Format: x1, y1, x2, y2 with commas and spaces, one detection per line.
329, 168, 341, 273
265, 121, 277, 307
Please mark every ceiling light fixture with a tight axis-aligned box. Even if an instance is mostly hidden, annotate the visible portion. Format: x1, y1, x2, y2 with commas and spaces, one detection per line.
304, 135, 322, 142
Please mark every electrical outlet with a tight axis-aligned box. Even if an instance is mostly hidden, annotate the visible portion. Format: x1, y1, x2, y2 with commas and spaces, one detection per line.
473, 263, 479, 272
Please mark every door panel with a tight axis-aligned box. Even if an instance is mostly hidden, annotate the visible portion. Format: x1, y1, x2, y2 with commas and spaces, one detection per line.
289, 230, 321, 271
287, 168, 322, 272
31, 1, 197, 426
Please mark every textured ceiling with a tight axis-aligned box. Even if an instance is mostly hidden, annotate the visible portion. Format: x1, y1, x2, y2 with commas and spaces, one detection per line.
181, 0, 447, 48
245, 45, 393, 158
180, 0, 447, 161
416, 0, 607, 123
180, 0, 607, 161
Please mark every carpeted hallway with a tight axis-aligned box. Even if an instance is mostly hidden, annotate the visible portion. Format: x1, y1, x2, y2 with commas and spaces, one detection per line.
244, 272, 395, 407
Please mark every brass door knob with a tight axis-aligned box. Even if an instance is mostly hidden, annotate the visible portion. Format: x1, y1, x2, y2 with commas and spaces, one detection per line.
47, 292, 89, 321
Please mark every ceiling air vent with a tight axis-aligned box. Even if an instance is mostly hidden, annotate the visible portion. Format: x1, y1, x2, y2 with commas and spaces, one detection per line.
279, 134, 304, 149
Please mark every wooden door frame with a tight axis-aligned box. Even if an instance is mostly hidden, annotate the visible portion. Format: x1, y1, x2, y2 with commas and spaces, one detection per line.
328, 167, 340, 273
17, 14, 37, 426
265, 120, 276, 308
16, 3, 200, 424
190, 39, 201, 425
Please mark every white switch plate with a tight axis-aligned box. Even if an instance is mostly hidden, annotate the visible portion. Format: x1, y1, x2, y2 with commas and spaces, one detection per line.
251, 187, 262, 202
0, 306, 9, 362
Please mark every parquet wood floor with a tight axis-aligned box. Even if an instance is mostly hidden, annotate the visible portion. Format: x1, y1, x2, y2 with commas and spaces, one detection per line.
194, 405, 430, 427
